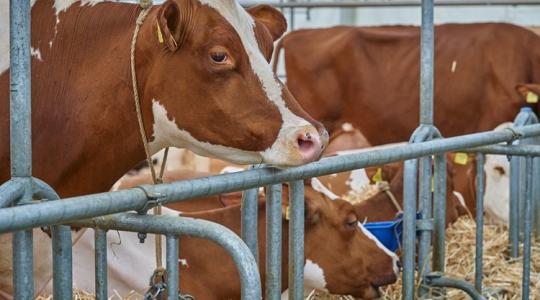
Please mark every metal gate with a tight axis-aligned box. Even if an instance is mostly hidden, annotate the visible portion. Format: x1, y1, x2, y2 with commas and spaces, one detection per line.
3, 0, 540, 299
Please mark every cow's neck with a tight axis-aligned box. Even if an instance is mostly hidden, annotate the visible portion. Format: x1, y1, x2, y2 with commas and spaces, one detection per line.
0, 1, 164, 197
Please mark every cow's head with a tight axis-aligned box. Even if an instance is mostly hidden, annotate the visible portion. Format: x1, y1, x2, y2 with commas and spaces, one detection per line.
139, 0, 328, 166
299, 179, 399, 299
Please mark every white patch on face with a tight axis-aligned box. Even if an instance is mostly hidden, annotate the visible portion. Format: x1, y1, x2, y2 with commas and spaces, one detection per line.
483, 154, 510, 225
452, 191, 466, 208
149, 100, 263, 164
310, 178, 339, 200
197, 0, 314, 166
303, 259, 328, 291
347, 169, 370, 192
357, 223, 400, 276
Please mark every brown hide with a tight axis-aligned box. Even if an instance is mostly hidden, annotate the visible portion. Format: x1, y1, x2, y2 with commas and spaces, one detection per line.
0, 0, 326, 197
277, 23, 540, 144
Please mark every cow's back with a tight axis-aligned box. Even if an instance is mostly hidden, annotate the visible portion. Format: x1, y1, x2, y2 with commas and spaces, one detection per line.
282, 23, 540, 144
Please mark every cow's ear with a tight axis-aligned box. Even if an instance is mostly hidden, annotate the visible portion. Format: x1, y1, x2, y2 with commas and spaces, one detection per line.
515, 83, 540, 103
157, 0, 193, 52
247, 5, 287, 41
304, 189, 323, 225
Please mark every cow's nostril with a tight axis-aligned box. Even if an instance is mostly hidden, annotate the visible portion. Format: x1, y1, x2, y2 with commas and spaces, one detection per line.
296, 131, 323, 163
396, 260, 402, 270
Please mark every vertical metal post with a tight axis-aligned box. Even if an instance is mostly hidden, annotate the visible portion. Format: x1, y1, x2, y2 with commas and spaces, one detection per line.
522, 156, 534, 300
509, 156, 520, 258
241, 188, 259, 264
418, 156, 433, 297
266, 184, 283, 300
402, 159, 418, 300
288, 180, 304, 300
419, 0, 434, 125
52, 226, 73, 299
10, 0, 34, 298
166, 235, 179, 300
432, 154, 447, 273
474, 153, 485, 292
95, 229, 108, 300
533, 158, 540, 240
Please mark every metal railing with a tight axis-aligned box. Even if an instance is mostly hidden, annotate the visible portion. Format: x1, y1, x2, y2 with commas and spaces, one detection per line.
3, 0, 540, 300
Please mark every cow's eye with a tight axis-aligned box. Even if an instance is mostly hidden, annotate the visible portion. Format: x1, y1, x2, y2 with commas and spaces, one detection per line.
210, 52, 228, 64
345, 213, 358, 229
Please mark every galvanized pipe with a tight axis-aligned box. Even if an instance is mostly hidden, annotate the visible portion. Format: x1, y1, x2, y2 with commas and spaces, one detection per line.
94, 229, 108, 300
288, 180, 305, 300
474, 153, 485, 292
432, 154, 447, 273
402, 159, 418, 300
533, 158, 540, 239
241, 0, 540, 8
33, 177, 73, 299
241, 188, 260, 264
522, 156, 534, 300
467, 144, 540, 156
3, 126, 540, 233
166, 235, 179, 300
509, 155, 521, 258
265, 184, 283, 300
418, 156, 433, 297
419, 0, 434, 125
425, 274, 486, 300
72, 213, 262, 300
0, 179, 25, 208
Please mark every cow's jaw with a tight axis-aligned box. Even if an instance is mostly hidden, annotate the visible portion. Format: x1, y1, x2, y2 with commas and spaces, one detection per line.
149, 100, 262, 164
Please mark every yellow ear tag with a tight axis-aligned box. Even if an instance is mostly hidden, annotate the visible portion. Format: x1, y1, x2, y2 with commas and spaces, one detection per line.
285, 206, 290, 220
156, 21, 164, 44
372, 168, 383, 183
527, 91, 539, 104
431, 176, 435, 192
454, 152, 468, 165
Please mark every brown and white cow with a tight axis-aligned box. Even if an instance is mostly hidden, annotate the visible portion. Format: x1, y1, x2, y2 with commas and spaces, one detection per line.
40, 181, 398, 300
274, 23, 540, 145
0, 0, 328, 198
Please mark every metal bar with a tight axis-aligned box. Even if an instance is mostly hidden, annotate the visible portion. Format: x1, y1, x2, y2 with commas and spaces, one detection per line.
166, 235, 179, 300
3, 126, 540, 233
509, 155, 521, 258
402, 159, 418, 300
33, 177, 73, 299
241, 188, 259, 264
288, 180, 304, 300
72, 213, 262, 300
467, 144, 540, 156
266, 184, 283, 300
522, 156, 534, 300
425, 274, 486, 300
420, 0, 434, 125
533, 158, 540, 239
10, 0, 34, 297
95, 229, 108, 300
10, 0, 32, 178
432, 154, 447, 272
0, 179, 25, 208
474, 153, 485, 292
418, 156, 433, 297
241, 0, 540, 8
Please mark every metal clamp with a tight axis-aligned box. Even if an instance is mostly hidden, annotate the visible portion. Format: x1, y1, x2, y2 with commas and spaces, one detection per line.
135, 185, 165, 215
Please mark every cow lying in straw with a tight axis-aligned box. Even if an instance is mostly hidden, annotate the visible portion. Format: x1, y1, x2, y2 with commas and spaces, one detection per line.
41, 179, 398, 300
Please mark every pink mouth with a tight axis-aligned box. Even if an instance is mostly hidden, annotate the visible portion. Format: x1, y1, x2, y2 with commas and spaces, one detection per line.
297, 132, 323, 162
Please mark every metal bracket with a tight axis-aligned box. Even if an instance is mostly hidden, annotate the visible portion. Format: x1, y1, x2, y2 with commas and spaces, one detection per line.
416, 218, 434, 231
136, 185, 165, 214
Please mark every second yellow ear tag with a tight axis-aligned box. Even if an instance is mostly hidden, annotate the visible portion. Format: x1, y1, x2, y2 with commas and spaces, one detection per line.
527, 91, 539, 104
285, 206, 290, 220
454, 152, 468, 165
156, 21, 164, 44
431, 176, 435, 192
372, 168, 383, 183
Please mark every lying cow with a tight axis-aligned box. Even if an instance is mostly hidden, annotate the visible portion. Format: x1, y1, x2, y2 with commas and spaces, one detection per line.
274, 23, 540, 145
47, 181, 398, 299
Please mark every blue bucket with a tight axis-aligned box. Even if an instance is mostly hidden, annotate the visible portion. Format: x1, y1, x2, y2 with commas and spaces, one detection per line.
364, 219, 403, 252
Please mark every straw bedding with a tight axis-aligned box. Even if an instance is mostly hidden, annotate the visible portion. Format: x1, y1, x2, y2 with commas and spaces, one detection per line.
312, 216, 540, 300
